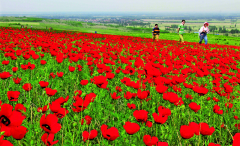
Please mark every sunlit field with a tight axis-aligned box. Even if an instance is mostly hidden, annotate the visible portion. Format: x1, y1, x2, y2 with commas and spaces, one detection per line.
0, 27, 240, 146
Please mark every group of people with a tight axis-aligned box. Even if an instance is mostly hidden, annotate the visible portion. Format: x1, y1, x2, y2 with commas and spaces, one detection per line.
152, 20, 210, 45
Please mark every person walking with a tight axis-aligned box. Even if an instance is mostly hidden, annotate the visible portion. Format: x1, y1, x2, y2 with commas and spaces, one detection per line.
152, 24, 160, 41
199, 22, 210, 45
177, 20, 185, 44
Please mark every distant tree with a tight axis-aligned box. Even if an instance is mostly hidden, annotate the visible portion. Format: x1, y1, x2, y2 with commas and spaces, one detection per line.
171, 25, 178, 28
230, 29, 239, 34
189, 26, 192, 32
219, 27, 223, 32
209, 26, 217, 32
222, 26, 227, 33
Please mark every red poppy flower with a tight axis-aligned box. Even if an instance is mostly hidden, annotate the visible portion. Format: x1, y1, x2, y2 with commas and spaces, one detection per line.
54, 108, 69, 119
49, 101, 61, 113
189, 102, 201, 112
80, 80, 88, 85
0, 104, 26, 137
115, 86, 122, 92
40, 114, 61, 134
158, 106, 171, 116
56, 56, 64, 63
163, 92, 180, 104
0, 136, 13, 146
157, 141, 169, 146
143, 135, 158, 146
12, 67, 18, 72
22, 83, 32, 91
2, 60, 9, 65
10, 126, 28, 140
233, 133, 240, 146
101, 124, 120, 141
7, 91, 20, 101
45, 88, 57, 97
15, 103, 26, 115
213, 105, 223, 115
146, 121, 152, 128
110, 92, 121, 100
152, 113, 168, 124
123, 121, 140, 135
74, 90, 82, 96
180, 125, 195, 139
106, 72, 115, 79
124, 91, 133, 100
57, 72, 64, 77
234, 116, 239, 120
54, 96, 69, 105
84, 93, 97, 103
189, 122, 200, 135
133, 110, 148, 122
137, 89, 149, 100
82, 130, 98, 142
0, 72, 12, 79
13, 77, 21, 84
156, 84, 168, 94
37, 105, 48, 113
127, 103, 136, 109
72, 97, 90, 112
39, 81, 49, 88
93, 75, 108, 89
69, 66, 75, 72
41, 133, 59, 146
49, 73, 56, 79
26, 62, 35, 70
192, 86, 208, 95
81, 115, 92, 125
21, 64, 28, 70
199, 123, 215, 136
40, 60, 47, 65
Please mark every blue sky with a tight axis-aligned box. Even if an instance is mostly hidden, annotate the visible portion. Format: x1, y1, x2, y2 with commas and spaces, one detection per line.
0, 0, 240, 13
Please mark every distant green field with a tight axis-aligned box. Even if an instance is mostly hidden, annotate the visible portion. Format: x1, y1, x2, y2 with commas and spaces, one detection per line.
1, 17, 240, 46
0, 22, 40, 25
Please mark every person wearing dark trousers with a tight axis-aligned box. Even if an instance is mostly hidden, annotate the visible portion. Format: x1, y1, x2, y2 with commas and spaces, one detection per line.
152, 24, 160, 41
199, 22, 210, 45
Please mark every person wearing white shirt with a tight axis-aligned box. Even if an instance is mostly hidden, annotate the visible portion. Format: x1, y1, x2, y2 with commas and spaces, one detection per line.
199, 22, 210, 45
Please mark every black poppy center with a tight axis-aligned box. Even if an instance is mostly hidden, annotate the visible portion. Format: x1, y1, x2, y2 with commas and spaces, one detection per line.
0, 115, 11, 126
57, 114, 63, 118
10, 97, 15, 100
97, 83, 103, 87
42, 124, 51, 131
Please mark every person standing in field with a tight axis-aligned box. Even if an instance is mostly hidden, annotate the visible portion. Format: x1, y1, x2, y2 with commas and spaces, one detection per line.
177, 20, 185, 44
152, 24, 160, 41
199, 22, 210, 45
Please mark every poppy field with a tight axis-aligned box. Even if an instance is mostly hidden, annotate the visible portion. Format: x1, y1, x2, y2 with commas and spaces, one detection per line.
1, 27, 240, 146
